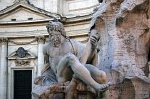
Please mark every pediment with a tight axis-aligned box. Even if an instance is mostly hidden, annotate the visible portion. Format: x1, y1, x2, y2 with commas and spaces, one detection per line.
0, 8, 48, 22
8, 47, 37, 60
0, 1, 60, 22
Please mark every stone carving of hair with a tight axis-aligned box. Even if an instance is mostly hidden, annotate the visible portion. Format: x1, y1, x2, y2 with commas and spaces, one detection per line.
46, 20, 66, 37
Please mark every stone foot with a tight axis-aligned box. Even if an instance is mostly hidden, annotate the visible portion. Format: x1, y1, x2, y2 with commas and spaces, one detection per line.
96, 82, 111, 92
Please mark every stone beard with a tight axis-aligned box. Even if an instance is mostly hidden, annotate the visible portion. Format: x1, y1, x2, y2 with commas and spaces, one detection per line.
46, 21, 66, 47
49, 33, 61, 47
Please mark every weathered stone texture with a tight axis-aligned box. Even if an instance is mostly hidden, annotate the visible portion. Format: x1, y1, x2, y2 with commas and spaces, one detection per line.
90, 0, 150, 98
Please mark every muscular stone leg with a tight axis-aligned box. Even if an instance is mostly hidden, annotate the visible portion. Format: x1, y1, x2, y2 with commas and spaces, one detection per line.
85, 64, 108, 98
56, 54, 78, 99
56, 54, 74, 83
85, 64, 107, 84
65, 53, 109, 91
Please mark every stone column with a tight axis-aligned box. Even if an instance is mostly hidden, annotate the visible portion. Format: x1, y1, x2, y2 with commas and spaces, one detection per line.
37, 36, 45, 76
0, 38, 8, 99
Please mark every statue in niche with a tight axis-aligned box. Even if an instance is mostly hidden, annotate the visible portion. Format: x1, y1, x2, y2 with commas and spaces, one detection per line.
32, 20, 109, 99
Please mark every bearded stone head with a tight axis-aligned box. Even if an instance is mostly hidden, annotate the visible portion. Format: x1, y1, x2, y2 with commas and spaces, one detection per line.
46, 20, 66, 37
46, 20, 66, 47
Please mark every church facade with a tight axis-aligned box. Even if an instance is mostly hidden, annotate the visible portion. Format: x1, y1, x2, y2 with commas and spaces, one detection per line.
0, 0, 150, 99
0, 0, 99, 99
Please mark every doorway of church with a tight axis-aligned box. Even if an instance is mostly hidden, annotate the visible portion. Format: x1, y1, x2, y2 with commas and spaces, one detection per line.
14, 70, 32, 99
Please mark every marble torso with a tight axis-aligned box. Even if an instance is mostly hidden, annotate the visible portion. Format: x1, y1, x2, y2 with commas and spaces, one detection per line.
45, 39, 83, 73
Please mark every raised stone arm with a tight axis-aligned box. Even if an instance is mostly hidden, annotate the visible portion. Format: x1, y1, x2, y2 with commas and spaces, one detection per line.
80, 29, 100, 65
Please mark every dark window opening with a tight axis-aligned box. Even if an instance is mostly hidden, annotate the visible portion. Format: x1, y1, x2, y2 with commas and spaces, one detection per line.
11, 19, 16, 21
28, 18, 33, 20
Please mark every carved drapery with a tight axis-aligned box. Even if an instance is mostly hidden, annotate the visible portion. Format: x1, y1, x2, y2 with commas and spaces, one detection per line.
9, 38, 37, 45
8, 36, 45, 45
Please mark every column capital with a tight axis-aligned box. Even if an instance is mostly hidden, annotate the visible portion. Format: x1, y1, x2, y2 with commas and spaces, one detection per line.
0, 38, 8, 44
36, 36, 45, 44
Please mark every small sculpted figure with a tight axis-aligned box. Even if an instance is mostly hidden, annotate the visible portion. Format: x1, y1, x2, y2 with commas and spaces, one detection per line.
33, 20, 109, 98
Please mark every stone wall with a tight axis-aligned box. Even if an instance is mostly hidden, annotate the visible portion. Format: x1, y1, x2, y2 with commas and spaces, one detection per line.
90, 0, 150, 99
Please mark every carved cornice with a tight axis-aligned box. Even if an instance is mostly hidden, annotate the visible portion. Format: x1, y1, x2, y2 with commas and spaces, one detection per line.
62, 13, 92, 23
